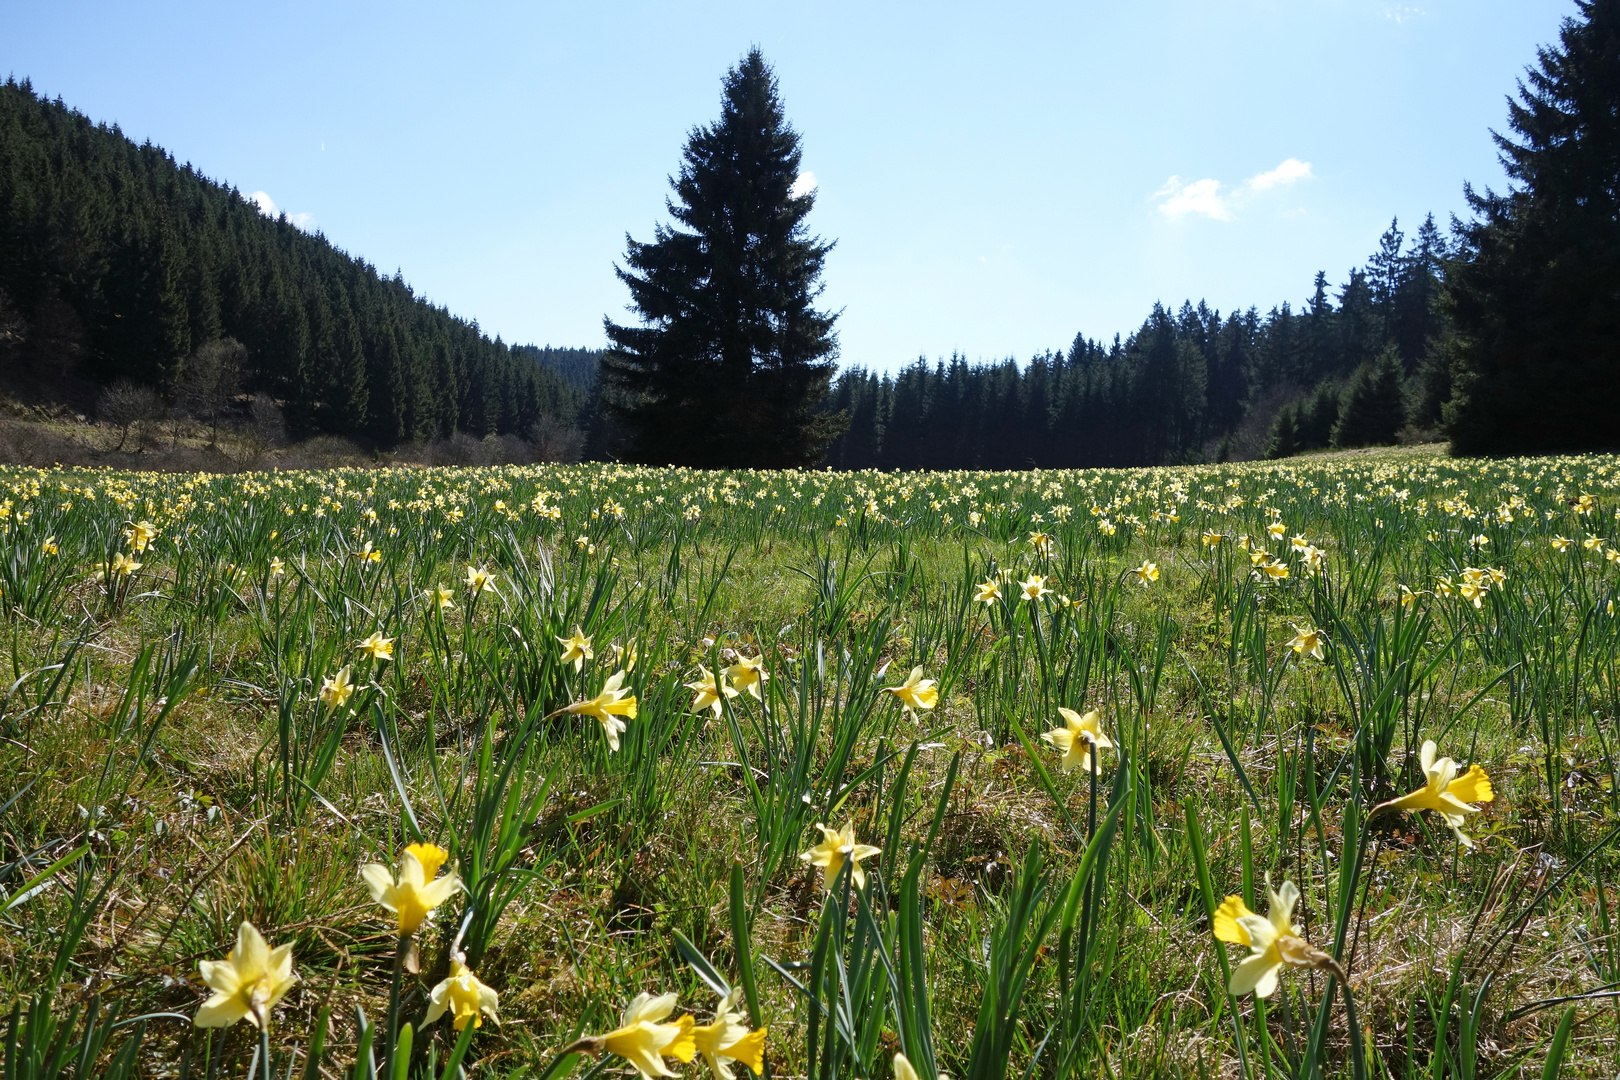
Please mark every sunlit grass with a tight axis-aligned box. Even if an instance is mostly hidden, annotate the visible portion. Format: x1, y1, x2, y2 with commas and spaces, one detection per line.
0, 451, 1616, 1077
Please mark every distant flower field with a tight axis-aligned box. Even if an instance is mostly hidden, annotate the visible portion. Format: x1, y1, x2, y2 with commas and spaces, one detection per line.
1, 451, 1617, 1078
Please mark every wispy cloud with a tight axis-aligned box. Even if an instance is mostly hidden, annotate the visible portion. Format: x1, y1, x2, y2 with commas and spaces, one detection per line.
247, 190, 315, 231
790, 170, 817, 198
1384, 4, 1425, 24
1244, 158, 1314, 192
1154, 176, 1234, 221
1153, 158, 1314, 222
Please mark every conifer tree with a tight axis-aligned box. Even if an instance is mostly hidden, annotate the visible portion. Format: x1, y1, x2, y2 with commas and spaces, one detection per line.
602, 49, 843, 467
1444, 0, 1620, 454
1332, 347, 1406, 447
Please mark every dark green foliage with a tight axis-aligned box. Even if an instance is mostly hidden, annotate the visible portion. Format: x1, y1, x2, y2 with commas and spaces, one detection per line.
0, 79, 578, 443
1265, 405, 1299, 460
1296, 381, 1343, 450
1444, 0, 1620, 455
602, 50, 843, 468
1332, 347, 1407, 447
826, 221, 1454, 468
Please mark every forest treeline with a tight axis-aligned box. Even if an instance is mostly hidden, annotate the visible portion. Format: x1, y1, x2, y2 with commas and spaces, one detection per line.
824, 216, 1452, 470
0, 79, 583, 445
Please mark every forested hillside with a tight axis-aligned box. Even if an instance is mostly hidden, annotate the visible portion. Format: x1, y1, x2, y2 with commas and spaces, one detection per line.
0, 79, 579, 443
825, 216, 1453, 470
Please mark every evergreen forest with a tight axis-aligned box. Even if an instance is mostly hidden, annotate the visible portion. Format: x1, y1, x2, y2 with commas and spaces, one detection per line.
0, 79, 584, 445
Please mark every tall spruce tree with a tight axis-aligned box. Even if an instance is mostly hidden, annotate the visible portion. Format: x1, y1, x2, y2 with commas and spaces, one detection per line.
602, 49, 843, 467
1444, 0, 1620, 454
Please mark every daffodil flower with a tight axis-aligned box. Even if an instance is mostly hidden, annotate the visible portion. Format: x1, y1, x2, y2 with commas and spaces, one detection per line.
1019, 574, 1052, 601
883, 666, 938, 712
690, 990, 767, 1079
614, 638, 639, 671
687, 666, 737, 716
1040, 707, 1113, 773
726, 655, 768, 700
1257, 559, 1289, 580
269, 556, 285, 577
194, 921, 297, 1029
319, 666, 355, 709
357, 631, 394, 662
352, 541, 382, 563
974, 579, 1001, 604
42, 536, 58, 556
1285, 625, 1325, 661
432, 584, 456, 610
1267, 521, 1287, 539
1378, 740, 1495, 846
110, 552, 141, 577
1212, 879, 1342, 997
1550, 536, 1573, 551
583, 992, 697, 1080
127, 520, 159, 552
465, 565, 493, 594
894, 1053, 921, 1080
558, 626, 594, 670
1128, 561, 1159, 585
800, 821, 881, 890
565, 671, 638, 750
425, 960, 500, 1031
360, 843, 462, 936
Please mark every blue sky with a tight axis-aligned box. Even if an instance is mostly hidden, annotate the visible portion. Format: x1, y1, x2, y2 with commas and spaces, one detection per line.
3, 1, 1572, 371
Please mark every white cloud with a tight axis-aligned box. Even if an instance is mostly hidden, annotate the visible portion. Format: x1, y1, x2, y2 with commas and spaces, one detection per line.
1384, 5, 1425, 23
1154, 176, 1233, 221
790, 170, 817, 198
247, 190, 315, 231
1244, 158, 1314, 192
1154, 158, 1314, 222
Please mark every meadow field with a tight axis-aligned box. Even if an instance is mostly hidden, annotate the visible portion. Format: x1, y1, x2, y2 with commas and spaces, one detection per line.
2, 450, 1617, 1079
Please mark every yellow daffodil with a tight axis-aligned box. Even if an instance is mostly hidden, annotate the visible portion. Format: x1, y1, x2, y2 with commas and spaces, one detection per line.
1028, 531, 1053, 555
1458, 580, 1488, 609
1378, 740, 1495, 847
727, 655, 768, 700
194, 921, 297, 1029
687, 666, 737, 716
1583, 536, 1606, 552
465, 565, 493, 594
1285, 625, 1325, 661
1097, 519, 1116, 536
1267, 521, 1287, 539
1040, 707, 1113, 773
883, 666, 938, 712
894, 1052, 921, 1080
614, 638, 638, 671
584, 992, 697, 1080
269, 556, 285, 577
127, 520, 158, 552
558, 626, 594, 671
1290, 534, 1310, 550
1300, 545, 1324, 573
432, 584, 456, 610
1128, 561, 1159, 586
1550, 536, 1573, 551
361, 843, 462, 936
42, 536, 58, 556
110, 552, 141, 577
358, 631, 394, 662
690, 990, 767, 1079
565, 671, 638, 750
800, 821, 882, 890
319, 666, 354, 709
1398, 584, 1418, 608
1258, 559, 1289, 580
1019, 574, 1052, 601
1201, 531, 1224, 546
1212, 879, 1342, 997
425, 960, 499, 1031
352, 541, 382, 564
974, 579, 1001, 604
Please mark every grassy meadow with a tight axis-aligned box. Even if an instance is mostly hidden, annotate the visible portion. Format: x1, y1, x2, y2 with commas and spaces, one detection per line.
2, 450, 1618, 1078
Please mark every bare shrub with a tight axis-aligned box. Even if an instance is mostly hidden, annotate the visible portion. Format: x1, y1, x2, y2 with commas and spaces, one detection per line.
529, 414, 584, 463
97, 380, 164, 451
178, 337, 247, 446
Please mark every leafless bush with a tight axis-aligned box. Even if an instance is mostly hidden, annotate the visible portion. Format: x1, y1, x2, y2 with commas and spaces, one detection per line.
529, 415, 584, 463
178, 337, 248, 446
96, 380, 165, 451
